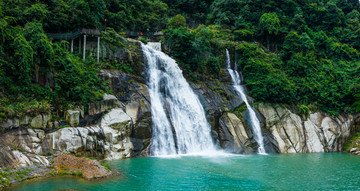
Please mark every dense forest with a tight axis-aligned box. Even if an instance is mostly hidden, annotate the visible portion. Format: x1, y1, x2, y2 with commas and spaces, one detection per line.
0, 0, 359, 122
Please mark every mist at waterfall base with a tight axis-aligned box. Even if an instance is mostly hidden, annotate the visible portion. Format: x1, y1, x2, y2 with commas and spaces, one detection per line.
8, 153, 360, 191
142, 43, 219, 156
226, 49, 266, 154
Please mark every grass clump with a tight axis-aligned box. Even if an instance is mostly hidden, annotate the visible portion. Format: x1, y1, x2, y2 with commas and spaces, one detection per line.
100, 162, 111, 171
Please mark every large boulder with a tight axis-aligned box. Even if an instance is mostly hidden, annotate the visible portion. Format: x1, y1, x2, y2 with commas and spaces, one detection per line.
42, 126, 105, 158
101, 108, 134, 159
30, 114, 51, 129
65, 110, 80, 127
0, 129, 50, 169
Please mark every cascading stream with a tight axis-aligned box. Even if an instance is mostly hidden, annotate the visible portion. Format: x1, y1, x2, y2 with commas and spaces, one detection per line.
142, 43, 215, 156
226, 49, 266, 154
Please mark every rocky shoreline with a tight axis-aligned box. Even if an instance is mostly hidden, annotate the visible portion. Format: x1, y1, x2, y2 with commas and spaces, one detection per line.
0, 154, 117, 190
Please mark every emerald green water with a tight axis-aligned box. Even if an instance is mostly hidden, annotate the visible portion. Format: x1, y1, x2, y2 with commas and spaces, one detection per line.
7, 153, 360, 191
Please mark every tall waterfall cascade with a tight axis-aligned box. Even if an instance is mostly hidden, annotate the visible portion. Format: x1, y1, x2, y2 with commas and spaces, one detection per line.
142, 43, 215, 156
226, 49, 266, 154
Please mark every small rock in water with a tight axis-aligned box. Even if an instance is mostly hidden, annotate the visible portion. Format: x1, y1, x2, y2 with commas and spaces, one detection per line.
350, 148, 357, 153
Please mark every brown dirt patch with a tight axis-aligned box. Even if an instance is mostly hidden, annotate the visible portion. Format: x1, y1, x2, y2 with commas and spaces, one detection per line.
54, 154, 111, 180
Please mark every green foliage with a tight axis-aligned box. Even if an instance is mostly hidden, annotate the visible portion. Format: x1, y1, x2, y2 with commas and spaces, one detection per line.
259, 13, 280, 36
205, 56, 221, 75
179, 0, 360, 114
233, 103, 247, 118
45, 0, 106, 32
0, 167, 32, 189
298, 105, 310, 120
71, 171, 84, 177
1, 99, 51, 119
24, 22, 54, 69
343, 131, 360, 152
11, 31, 34, 87
237, 43, 296, 104
23, 3, 48, 23
236, 40, 360, 114
163, 20, 199, 73
354, 92, 360, 112
162, 0, 212, 24
0, 171, 11, 189
0, 15, 108, 119
168, 14, 186, 27
234, 29, 254, 41
207, 0, 242, 27
1, 0, 359, 117
104, 0, 168, 31
54, 54, 106, 111
282, 31, 314, 58
163, 17, 233, 77
101, 27, 125, 49
138, 37, 148, 44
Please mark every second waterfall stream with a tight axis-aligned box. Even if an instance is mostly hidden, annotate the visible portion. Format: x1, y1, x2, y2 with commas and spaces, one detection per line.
141, 43, 215, 156
226, 49, 266, 154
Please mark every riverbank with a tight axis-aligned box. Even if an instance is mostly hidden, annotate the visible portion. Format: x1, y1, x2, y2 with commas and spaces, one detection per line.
344, 132, 360, 155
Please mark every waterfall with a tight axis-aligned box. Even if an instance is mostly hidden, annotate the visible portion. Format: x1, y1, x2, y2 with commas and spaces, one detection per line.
226, 49, 266, 154
142, 43, 215, 156
147, 42, 161, 51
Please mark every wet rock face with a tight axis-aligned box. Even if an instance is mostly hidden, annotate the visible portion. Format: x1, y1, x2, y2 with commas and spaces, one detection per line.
190, 81, 243, 133
218, 113, 254, 154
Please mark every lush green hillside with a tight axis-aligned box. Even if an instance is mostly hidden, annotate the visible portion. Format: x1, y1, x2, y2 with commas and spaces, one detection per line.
0, 0, 359, 122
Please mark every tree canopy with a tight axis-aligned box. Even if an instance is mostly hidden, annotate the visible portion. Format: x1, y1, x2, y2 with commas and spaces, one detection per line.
0, 0, 359, 118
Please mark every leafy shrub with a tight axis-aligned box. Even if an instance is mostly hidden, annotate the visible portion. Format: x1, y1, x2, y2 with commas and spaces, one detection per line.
0, 99, 51, 119
298, 105, 310, 120
101, 27, 126, 50
206, 56, 221, 75
354, 92, 360, 112
54, 54, 108, 112
71, 171, 84, 177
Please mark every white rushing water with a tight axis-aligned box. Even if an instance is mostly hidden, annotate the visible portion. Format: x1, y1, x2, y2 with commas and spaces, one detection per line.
142, 43, 215, 156
226, 49, 266, 154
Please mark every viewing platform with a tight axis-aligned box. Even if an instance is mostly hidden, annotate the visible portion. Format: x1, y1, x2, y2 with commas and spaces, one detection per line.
46, 28, 162, 62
